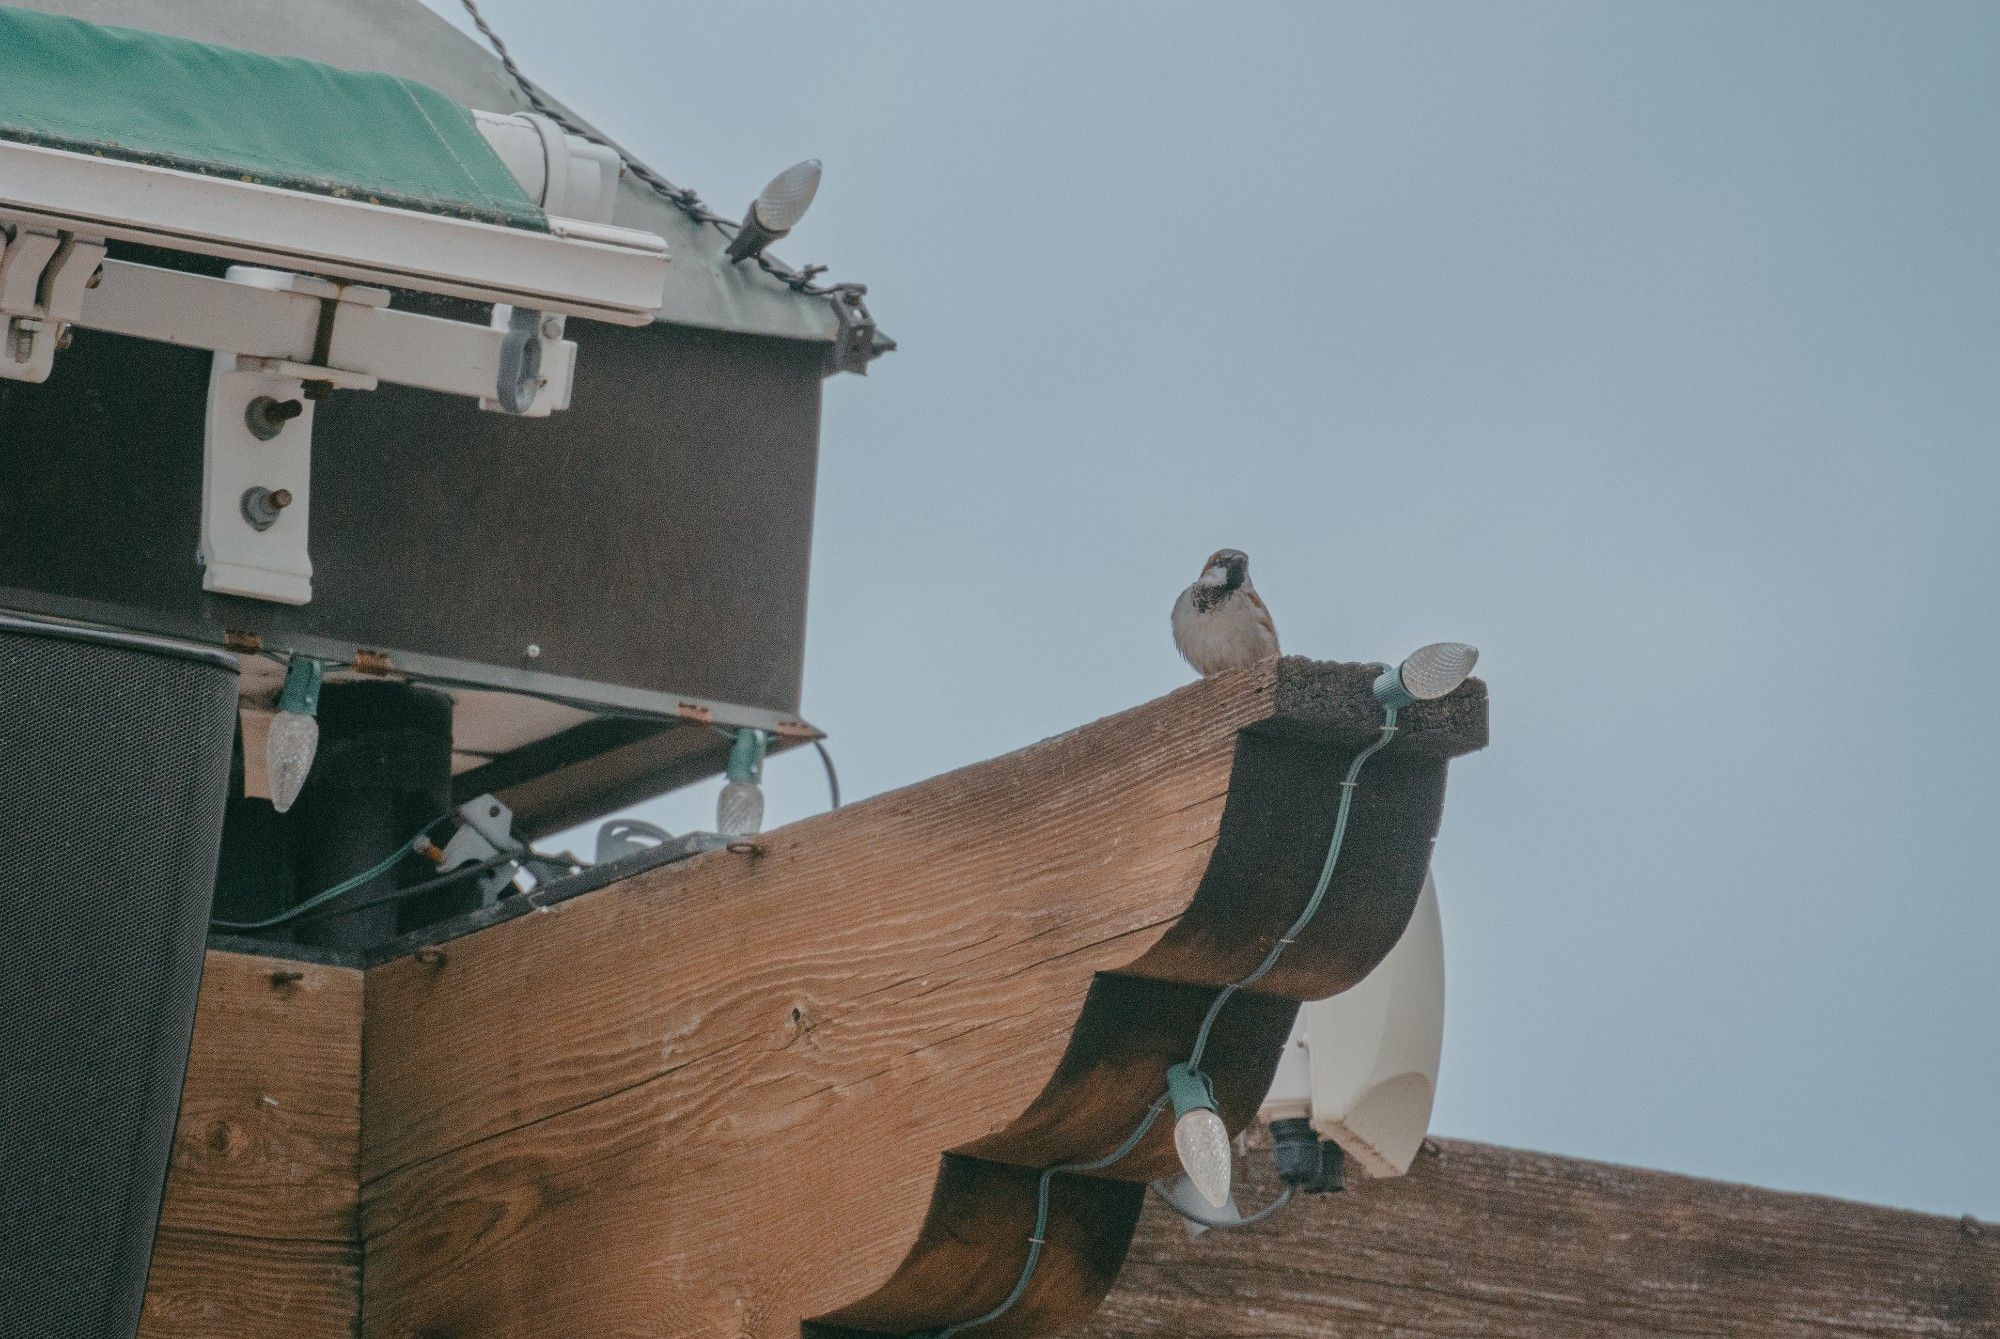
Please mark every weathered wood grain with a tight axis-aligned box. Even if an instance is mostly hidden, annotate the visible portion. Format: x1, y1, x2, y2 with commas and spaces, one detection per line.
153, 951, 362, 1241
359, 667, 1274, 1338
137, 950, 361, 1339
358, 660, 1486, 1339
139, 1229, 357, 1339
813, 667, 1484, 1337
1071, 1137, 2000, 1338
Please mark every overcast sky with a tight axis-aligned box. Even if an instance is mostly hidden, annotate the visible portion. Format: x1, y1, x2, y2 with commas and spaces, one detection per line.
431, 0, 2000, 1218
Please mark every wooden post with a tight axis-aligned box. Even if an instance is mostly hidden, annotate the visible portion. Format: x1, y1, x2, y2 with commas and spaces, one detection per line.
139, 951, 361, 1339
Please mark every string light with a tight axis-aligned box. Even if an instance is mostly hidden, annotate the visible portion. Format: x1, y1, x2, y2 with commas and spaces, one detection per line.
1165, 1063, 1233, 1209
716, 727, 771, 837
265, 656, 323, 814
925, 645, 1479, 1337
456, 0, 873, 303
1371, 642, 1479, 710
725, 160, 822, 263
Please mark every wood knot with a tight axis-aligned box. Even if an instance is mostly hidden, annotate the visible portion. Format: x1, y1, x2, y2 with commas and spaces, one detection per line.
203, 1119, 243, 1157
787, 1002, 820, 1048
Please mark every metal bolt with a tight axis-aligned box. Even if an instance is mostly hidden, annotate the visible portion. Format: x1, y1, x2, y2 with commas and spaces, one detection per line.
269, 969, 304, 987
726, 840, 765, 856
245, 395, 305, 441
240, 486, 292, 531
525, 643, 542, 660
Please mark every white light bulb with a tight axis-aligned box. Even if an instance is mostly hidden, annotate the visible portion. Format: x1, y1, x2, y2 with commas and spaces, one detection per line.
1173, 1105, 1233, 1210
1398, 642, 1479, 701
266, 710, 319, 814
716, 780, 764, 837
753, 159, 822, 234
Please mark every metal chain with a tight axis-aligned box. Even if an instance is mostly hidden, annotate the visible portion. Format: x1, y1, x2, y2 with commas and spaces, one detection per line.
457, 0, 863, 301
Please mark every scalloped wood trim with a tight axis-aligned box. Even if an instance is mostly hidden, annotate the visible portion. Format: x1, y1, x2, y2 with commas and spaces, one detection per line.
353, 659, 1485, 1338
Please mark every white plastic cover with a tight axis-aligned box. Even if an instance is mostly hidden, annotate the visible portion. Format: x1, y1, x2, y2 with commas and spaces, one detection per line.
1259, 872, 1444, 1178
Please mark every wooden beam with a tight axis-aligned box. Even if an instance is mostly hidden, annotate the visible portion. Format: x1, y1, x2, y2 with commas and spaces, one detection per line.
139, 950, 361, 1339
1071, 1138, 2000, 1338
358, 659, 1486, 1338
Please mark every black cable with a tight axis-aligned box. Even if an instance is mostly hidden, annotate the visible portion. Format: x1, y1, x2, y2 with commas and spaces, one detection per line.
812, 738, 842, 809
455, 0, 869, 301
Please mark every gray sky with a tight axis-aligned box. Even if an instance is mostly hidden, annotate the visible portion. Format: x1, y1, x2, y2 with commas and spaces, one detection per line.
434, 1, 2000, 1218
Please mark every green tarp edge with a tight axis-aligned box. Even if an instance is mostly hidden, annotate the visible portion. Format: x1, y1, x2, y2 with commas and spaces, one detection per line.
0, 3, 547, 231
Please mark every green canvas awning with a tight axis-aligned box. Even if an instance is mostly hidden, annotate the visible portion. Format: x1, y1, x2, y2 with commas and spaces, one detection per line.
0, 3, 545, 230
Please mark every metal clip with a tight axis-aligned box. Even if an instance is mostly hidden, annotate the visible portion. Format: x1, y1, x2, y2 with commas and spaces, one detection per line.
825, 284, 893, 377
0, 229, 104, 383
493, 305, 547, 414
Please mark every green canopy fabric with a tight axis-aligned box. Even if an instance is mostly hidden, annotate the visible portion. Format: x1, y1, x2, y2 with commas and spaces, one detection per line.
0, 3, 546, 230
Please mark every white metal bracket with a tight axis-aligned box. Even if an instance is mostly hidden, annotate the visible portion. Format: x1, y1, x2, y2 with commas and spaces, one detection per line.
440, 794, 530, 904
201, 356, 317, 604
4, 235, 588, 604
14, 255, 585, 605
199, 270, 384, 605
0, 226, 106, 382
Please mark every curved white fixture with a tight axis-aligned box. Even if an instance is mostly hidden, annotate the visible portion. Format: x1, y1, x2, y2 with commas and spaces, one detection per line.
1260, 872, 1445, 1178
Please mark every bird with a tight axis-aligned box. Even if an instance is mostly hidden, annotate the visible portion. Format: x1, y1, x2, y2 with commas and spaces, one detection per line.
1172, 548, 1280, 675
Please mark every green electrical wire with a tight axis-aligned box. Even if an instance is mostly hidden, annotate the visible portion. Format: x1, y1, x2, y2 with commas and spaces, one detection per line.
924, 705, 1401, 1339
1186, 705, 1399, 1072
209, 818, 449, 933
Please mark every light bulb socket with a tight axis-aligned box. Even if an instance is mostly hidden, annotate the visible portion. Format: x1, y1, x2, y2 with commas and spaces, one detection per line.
275, 655, 323, 717
1270, 1117, 1346, 1193
724, 212, 783, 263
726, 160, 821, 262
1372, 642, 1480, 708
1371, 666, 1417, 710
726, 726, 770, 785
1166, 1062, 1218, 1119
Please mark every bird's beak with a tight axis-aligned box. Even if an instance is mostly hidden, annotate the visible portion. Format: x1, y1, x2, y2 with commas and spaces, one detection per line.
1197, 565, 1228, 587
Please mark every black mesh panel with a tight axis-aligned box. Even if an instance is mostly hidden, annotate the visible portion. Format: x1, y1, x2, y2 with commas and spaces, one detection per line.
0, 616, 237, 1339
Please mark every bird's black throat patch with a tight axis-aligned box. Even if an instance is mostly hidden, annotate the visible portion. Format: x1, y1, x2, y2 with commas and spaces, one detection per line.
1190, 582, 1239, 614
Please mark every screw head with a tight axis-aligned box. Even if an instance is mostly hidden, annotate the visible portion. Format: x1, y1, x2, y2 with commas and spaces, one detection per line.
525, 643, 542, 659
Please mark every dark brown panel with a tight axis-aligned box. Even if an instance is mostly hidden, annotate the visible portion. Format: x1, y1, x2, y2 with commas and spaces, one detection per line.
0, 251, 823, 718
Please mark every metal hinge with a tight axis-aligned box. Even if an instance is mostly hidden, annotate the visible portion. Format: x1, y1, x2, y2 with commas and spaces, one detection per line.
0, 227, 105, 383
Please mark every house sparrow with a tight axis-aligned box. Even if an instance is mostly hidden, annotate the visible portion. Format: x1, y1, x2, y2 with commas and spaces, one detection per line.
1173, 548, 1279, 675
